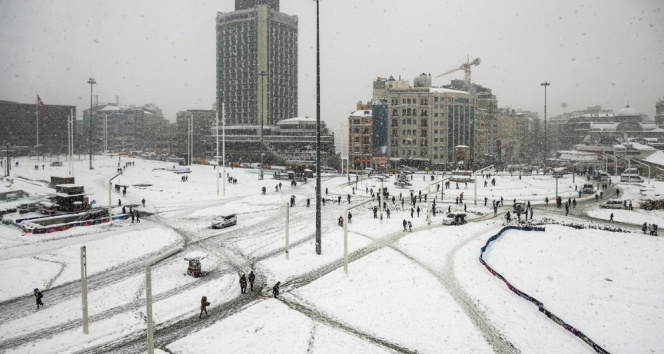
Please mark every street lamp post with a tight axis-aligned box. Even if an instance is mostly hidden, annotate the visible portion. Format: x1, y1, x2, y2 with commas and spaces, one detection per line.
314, 0, 322, 255
87, 78, 96, 170
259, 70, 267, 180
541, 82, 550, 170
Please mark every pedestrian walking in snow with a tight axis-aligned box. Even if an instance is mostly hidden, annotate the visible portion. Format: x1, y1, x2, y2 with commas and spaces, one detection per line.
131, 211, 135, 223
464, 204, 467, 212
248, 271, 256, 291
505, 211, 512, 224
136, 211, 140, 223
609, 213, 614, 222
118, 199, 122, 207
338, 196, 341, 205
262, 186, 266, 195
403, 219, 407, 231
34, 288, 44, 309
348, 212, 352, 224
347, 194, 351, 204
408, 221, 412, 232
240, 274, 247, 294
122, 206, 126, 214
199, 296, 210, 318
529, 208, 533, 220
386, 208, 390, 219
272, 282, 281, 298
325, 187, 328, 195
493, 204, 498, 216
410, 208, 414, 218
142, 198, 146, 207
416, 206, 420, 217
484, 197, 488, 206
307, 198, 311, 207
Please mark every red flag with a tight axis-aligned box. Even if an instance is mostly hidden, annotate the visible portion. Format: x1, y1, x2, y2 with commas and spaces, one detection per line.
37, 95, 49, 119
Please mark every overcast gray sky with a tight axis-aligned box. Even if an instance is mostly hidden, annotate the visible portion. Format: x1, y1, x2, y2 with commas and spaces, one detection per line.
1, 0, 663, 142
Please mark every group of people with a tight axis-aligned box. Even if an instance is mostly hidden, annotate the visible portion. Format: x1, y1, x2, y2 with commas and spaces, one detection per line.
642, 222, 659, 235
180, 175, 190, 182
200, 276, 281, 319
239, 271, 256, 294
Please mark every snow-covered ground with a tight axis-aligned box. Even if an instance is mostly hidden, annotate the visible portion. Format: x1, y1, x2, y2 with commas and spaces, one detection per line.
1, 155, 663, 353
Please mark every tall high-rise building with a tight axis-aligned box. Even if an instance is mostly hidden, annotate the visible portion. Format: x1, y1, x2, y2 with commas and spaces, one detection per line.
216, 0, 298, 128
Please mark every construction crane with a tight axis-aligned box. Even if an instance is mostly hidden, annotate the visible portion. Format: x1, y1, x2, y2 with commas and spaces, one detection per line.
435, 56, 481, 84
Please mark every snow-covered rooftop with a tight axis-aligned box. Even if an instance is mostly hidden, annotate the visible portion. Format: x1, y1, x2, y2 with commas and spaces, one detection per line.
429, 87, 469, 95
350, 110, 372, 117
277, 116, 315, 124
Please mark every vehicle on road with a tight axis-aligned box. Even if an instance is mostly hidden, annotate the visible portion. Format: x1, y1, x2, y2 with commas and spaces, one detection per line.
599, 199, 626, 209
443, 212, 467, 225
211, 214, 237, 229
513, 202, 527, 214
50, 161, 63, 166
583, 183, 594, 194
620, 174, 643, 182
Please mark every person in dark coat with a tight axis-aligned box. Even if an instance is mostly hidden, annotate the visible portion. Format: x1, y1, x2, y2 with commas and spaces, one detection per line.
408, 220, 412, 232
240, 274, 247, 294
403, 219, 407, 231
505, 211, 512, 223
609, 213, 614, 222
131, 211, 135, 223
272, 282, 281, 298
416, 206, 420, 217
348, 212, 352, 224
136, 211, 140, 223
122, 206, 126, 214
34, 288, 44, 309
142, 198, 146, 207
118, 199, 122, 207
200, 296, 210, 318
248, 271, 256, 291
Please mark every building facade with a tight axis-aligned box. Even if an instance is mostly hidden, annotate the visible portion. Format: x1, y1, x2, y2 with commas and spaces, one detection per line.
176, 110, 216, 160
444, 80, 498, 161
83, 102, 169, 152
0, 100, 75, 153
496, 108, 530, 160
216, 1, 297, 127
348, 109, 373, 169
386, 85, 477, 169
656, 98, 664, 128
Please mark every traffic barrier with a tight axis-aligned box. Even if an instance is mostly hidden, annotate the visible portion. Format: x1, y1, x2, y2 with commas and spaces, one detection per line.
479, 226, 610, 354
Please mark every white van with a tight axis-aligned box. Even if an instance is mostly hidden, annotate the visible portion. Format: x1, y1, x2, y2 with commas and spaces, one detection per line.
620, 174, 643, 182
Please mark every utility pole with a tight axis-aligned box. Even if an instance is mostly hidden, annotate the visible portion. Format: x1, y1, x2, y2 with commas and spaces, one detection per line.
87, 78, 96, 170
315, 0, 322, 255
285, 202, 290, 259
259, 71, 267, 180
80, 246, 89, 334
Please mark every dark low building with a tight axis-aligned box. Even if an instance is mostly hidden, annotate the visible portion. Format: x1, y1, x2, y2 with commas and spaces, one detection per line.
0, 100, 76, 153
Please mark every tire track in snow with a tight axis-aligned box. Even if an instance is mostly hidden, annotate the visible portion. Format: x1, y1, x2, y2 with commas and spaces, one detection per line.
344, 220, 519, 354
281, 294, 414, 354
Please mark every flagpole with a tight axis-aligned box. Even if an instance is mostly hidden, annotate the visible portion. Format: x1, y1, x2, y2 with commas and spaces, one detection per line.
216, 110, 219, 196
36, 93, 39, 150
222, 102, 226, 196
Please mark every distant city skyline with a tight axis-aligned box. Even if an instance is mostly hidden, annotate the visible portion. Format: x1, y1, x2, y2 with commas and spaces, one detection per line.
0, 0, 662, 144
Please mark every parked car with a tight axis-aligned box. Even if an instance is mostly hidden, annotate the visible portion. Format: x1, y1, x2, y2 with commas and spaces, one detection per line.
599, 199, 626, 209
50, 161, 63, 166
443, 212, 467, 225
211, 214, 237, 229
